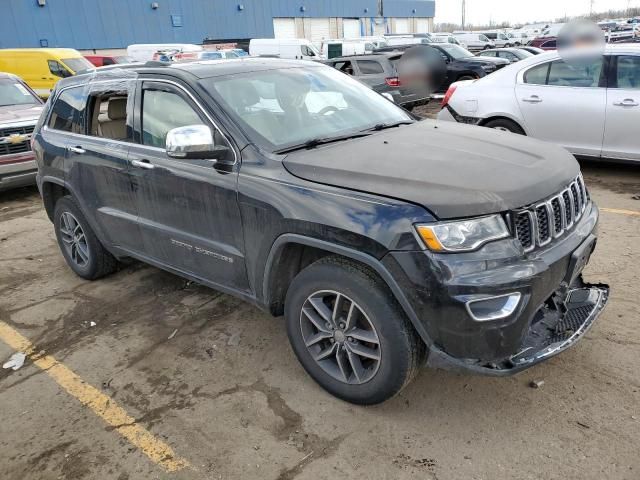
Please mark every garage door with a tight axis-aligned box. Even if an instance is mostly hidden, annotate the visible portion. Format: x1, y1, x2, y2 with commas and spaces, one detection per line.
394, 18, 409, 34
303, 18, 331, 45
343, 19, 361, 38
273, 18, 296, 38
416, 18, 430, 33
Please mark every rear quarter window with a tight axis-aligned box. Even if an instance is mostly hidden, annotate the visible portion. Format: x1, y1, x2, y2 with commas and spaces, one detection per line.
47, 86, 87, 133
524, 62, 550, 85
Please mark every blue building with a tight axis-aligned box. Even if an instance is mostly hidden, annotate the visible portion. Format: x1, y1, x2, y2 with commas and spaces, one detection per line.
0, 0, 435, 50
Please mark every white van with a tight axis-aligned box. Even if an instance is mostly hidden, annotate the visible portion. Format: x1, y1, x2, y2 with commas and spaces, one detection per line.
321, 39, 373, 59
452, 33, 494, 51
127, 44, 203, 62
384, 35, 430, 47
477, 31, 512, 48
432, 33, 467, 48
249, 39, 323, 60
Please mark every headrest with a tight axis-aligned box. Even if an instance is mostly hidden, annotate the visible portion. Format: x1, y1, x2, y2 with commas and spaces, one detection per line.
108, 98, 127, 120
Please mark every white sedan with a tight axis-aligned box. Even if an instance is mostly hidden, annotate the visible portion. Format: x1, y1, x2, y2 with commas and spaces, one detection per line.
437, 44, 640, 162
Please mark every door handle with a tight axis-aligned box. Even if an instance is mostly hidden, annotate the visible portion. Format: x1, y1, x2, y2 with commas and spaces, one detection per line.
67, 146, 85, 154
613, 98, 639, 107
131, 159, 155, 170
522, 95, 543, 103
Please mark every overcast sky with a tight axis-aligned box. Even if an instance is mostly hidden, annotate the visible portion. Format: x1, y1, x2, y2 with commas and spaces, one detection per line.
435, 0, 640, 25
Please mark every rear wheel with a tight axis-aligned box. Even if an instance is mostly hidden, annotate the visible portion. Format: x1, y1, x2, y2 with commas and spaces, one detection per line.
54, 196, 118, 280
484, 118, 525, 135
284, 256, 424, 405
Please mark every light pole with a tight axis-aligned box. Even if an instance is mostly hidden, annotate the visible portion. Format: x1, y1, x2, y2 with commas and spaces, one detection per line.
462, 0, 466, 30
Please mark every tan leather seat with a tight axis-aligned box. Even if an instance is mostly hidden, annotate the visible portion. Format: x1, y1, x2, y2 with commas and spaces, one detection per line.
99, 98, 127, 140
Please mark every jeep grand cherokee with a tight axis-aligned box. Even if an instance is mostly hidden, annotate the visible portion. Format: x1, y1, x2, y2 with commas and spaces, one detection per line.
32, 59, 609, 405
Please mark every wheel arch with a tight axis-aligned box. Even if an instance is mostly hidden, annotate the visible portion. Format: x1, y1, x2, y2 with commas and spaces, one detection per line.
478, 115, 528, 134
41, 176, 71, 222
262, 234, 433, 346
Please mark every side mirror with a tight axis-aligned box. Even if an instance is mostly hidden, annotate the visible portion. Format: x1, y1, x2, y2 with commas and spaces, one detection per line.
166, 125, 218, 160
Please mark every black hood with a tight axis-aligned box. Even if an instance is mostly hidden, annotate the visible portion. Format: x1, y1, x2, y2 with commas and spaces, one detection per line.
282, 120, 579, 219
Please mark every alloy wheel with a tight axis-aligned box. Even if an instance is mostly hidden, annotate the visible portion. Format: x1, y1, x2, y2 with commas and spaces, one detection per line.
59, 212, 90, 267
299, 290, 381, 385
493, 126, 511, 132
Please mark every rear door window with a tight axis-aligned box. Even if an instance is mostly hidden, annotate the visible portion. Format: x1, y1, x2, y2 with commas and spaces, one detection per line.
614, 55, 640, 89
332, 61, 355, 75
47, 87, 87, 133
547, 58, 603, 87
357, 60, 385, 75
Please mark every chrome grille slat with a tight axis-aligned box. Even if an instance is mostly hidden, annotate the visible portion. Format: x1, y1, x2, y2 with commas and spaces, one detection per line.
513, 175, 589, 252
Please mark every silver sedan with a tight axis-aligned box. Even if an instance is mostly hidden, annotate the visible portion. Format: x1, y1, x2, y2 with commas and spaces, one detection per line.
438, 44, 640, 162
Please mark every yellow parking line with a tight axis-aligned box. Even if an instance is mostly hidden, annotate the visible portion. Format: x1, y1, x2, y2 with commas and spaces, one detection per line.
0, 321, 190, 473
601, 207, 640, 217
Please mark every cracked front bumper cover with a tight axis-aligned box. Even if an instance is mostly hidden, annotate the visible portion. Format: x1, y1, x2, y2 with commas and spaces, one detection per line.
426, 281, 610, 376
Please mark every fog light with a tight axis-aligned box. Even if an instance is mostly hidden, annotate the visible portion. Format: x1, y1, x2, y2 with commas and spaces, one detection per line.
465, 293, 521, 322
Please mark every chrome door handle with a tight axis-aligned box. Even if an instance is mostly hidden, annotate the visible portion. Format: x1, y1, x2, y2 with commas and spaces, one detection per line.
67, 146, 85, 154
131, 159, 155, 170
613, 99, 639, 107
522, 96, 542, 103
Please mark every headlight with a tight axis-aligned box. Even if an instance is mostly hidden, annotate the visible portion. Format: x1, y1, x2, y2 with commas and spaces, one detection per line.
415, 215, 510, 252
481, 64, 495, 71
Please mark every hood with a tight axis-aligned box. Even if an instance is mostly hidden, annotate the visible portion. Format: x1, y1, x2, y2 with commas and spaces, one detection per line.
282, 120, 579, 219
0, 104, 44, 126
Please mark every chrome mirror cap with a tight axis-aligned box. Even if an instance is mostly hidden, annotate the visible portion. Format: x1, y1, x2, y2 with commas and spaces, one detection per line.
166, 124, 215, 159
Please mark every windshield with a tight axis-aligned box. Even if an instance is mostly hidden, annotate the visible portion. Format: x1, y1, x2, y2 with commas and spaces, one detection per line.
201, 66, 412, 151
437, 44, 473, 59
61, 57, 94, 73
0, 79, 40, 107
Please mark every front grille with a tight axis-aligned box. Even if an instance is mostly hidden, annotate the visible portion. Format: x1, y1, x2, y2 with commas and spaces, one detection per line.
0, 142, 30, 156
513, 174, 589, 252
0, 124, 35, 158
0, 124, 35, 137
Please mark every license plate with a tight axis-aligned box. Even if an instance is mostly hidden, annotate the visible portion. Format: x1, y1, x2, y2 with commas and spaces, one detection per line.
565, 236, 596, 286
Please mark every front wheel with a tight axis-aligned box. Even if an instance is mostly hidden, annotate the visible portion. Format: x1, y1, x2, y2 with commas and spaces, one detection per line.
284, 257, 424, 405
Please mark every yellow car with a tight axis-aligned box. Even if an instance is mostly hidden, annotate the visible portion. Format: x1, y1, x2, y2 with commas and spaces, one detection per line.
0, 48, 94, 98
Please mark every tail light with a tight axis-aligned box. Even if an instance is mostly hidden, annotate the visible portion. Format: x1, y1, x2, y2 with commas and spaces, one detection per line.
385, 77, 401, 87
441, 84, 458, 107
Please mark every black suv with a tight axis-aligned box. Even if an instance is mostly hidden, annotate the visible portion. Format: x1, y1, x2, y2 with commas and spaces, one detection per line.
33, 59, 608, 405
377, 43, 510, 91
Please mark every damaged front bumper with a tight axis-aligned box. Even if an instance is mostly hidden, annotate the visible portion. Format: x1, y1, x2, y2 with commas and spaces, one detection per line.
426, 280, 610, 376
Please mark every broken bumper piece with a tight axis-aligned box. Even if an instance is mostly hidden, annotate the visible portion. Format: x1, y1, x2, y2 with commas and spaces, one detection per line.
426, 283, 610, 376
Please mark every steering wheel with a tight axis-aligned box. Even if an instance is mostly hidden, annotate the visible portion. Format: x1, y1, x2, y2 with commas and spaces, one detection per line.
317, 106, 339, 116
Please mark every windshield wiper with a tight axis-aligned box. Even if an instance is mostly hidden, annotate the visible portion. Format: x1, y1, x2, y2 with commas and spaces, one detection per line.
362, 120, 414, 132
274, 132, 372, 154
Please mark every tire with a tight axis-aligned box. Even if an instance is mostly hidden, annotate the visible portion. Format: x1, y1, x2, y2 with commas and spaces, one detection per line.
484, 118, 526, 135
284, 256, 424, 405
505, 43, 512, 48
457, 75, 476, 81
53, 196, 118, 280
483, 45, 491, 50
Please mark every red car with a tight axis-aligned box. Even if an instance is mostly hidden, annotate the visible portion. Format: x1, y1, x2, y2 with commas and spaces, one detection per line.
84, 55, 133, 67
527, 36, 557, 50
